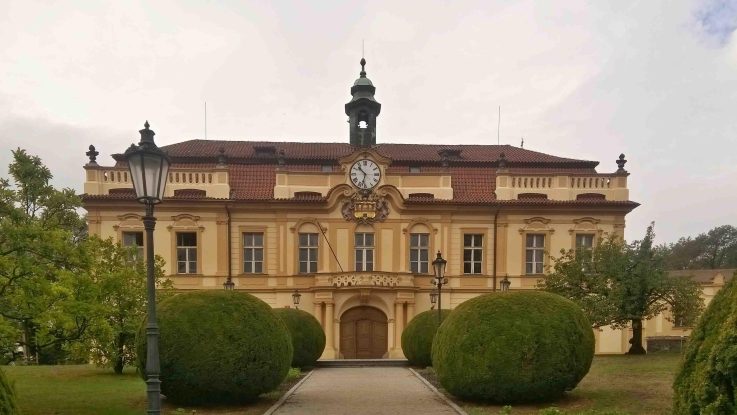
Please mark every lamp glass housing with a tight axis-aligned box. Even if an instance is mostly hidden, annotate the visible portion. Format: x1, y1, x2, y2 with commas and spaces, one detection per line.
432, 251, 447, 282
127, 148, 170, 204
292, 290, 302, 306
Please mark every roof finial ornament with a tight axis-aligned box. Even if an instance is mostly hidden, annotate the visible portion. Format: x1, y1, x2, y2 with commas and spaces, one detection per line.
616, 153, 627, 173
86, 145, 99, 165
139, 120, 155, 146
360, 58, 366, 77
217, 146, 227, 167
497, 152, 508, 169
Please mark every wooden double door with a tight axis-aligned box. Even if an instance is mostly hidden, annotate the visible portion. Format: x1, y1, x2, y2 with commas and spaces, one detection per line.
340, 306, 388, 359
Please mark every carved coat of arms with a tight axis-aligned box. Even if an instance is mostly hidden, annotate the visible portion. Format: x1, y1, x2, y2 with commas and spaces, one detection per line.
341, 190, 389, 224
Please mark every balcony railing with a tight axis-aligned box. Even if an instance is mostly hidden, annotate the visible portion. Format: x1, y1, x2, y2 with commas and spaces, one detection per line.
496, 172, 628, 201
314, 272, 415, 288
84, 166, 230, 199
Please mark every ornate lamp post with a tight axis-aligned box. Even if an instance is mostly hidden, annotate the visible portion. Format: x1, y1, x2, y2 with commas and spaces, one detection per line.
429, 291, 437, 310
432, 251, 448, 325
124, 121, 170, 415
292, 290, 302, 310
500, 277, 511, 292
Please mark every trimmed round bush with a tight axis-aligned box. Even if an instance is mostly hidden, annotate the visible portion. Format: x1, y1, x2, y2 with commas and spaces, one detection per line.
401, 309, 451, 367
273, 308, 325, 369
432, 291, 594, 403
673, 273, 737, 414
136, 291, 292, 405
0, 368, 20, 415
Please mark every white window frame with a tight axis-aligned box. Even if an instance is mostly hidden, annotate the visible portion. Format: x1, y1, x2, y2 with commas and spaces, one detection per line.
355, 233, 374, 272
243, 232, 264, 274
176, 232, 198, 274
409, 233, 429, 274
463, 234, 483, 274
299, 233, 318, 274
525, 234, 545, 275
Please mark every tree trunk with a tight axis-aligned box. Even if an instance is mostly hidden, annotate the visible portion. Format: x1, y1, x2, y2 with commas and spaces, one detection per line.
626, 318, 647, 354
114, 332, 125, 374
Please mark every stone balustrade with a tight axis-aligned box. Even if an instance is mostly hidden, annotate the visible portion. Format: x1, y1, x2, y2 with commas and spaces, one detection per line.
496, 172, 628, 201
314, 272, 415, 288
83, 166, 230, 199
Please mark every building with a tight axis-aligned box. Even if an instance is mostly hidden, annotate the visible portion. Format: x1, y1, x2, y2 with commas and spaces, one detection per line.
83, 59, 654, 358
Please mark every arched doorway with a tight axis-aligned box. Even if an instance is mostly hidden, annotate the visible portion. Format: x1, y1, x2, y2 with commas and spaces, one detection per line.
340, 306, 388, 359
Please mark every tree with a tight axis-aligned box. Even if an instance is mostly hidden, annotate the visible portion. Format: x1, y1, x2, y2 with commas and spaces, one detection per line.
75, 236, 171, 374
539, 224, 704, 354
0, 149, 93, 363
661, 225, 737, 270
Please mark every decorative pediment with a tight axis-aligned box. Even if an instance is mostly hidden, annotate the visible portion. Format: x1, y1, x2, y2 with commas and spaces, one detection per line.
290, 218, 327, 233
113, 213, 143, 230
167, 213, 204, 231
519, 217, 554, 234
569, 217, 603, 235
402, 217, 438, 234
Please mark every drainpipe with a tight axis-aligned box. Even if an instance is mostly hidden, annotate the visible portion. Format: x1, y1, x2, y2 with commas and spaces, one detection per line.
493, 208, 499, 291
226, 204, 232, 281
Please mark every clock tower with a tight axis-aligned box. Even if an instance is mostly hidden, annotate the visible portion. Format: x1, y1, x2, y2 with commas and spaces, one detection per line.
345, 58, 381, 147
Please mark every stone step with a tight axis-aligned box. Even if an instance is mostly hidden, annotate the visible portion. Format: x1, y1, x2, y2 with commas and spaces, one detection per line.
316, 359, 409, 368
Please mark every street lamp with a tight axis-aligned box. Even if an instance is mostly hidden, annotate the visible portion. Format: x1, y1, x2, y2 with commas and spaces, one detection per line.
429, 291, 437, 310
432, 251, 448, 325
500, 277, 511, 292
124, 121, 170, 415
292, 290, 302, 310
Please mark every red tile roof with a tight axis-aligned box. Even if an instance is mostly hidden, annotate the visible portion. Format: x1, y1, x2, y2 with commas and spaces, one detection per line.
113, 140, 599, 167
93, 139, 635, 209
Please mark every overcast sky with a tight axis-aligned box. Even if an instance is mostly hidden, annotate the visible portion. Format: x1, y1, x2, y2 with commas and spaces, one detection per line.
1, 0, 735, 244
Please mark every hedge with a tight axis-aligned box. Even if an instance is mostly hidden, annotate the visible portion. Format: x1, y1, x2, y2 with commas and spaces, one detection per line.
273, 308, 325, 369
673, 272, 737, 414
136, 291, 292, 405
432, 291, 594, 403
401, 309, 451, 367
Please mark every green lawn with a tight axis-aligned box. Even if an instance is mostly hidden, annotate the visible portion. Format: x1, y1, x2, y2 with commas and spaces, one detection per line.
4, 354, 682, 415
419, 352, 683, 415
3, 365, 303, 415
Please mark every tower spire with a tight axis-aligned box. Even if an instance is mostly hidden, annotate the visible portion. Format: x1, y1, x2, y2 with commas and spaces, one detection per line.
345, 58, 381, 147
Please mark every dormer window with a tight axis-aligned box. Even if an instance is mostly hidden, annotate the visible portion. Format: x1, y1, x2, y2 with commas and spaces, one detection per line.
253, 145, 277, 157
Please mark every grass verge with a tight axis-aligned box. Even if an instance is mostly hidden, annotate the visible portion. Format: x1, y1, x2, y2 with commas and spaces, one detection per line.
4, 365, 304, 415
415, 352, 681, 415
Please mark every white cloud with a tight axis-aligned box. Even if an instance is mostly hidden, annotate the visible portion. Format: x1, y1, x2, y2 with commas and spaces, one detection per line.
0, 0, 735, 243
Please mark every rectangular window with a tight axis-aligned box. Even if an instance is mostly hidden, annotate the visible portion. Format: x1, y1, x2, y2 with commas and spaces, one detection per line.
575, 234, 595, 251
176, 232, 197, 274
122, 231, 144, 261
355, 233, 374, 271
525, 234, 545, 275
463, 234, 483, 274
243, 233, 264, 274
299, 233, 318, 274
409, 233, 429, 273
409, 166, 421, 173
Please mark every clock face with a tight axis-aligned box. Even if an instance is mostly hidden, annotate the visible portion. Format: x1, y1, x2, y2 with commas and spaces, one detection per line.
349, 159, 381, 189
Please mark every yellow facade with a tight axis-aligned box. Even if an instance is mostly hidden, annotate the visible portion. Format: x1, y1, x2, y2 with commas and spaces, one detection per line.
82, 61, 721, 358
83, 143, 697, 357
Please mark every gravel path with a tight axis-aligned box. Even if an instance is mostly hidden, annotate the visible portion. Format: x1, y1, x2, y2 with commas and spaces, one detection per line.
272, 367, 459, 415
